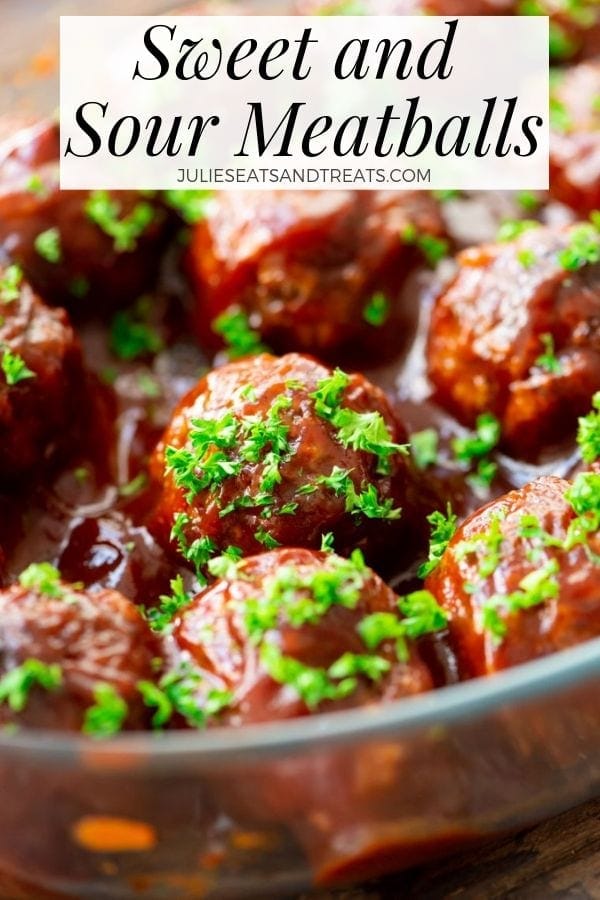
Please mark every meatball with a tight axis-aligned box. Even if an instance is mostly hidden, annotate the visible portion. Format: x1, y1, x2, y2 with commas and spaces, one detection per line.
550, 62, 600, 215
425, 474, 600, 677
0, 564, 159, 731
427, 223, 600, 458
188, 190, 447, 357
163, 547, 439, 726
149, 353, 427, 569
0, 265, 83, 480
0, 120, 169, 311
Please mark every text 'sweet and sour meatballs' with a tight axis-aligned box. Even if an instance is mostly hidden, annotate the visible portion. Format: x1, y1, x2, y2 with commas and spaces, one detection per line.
0, 120, 169, 311
0, 263, 83, 480
149, 353, 427, 571
425, 473, 600, 677
188, 190, 447, 357
161, 547, 445, 726
427, 221, 600, 457
0, 563, 159, 732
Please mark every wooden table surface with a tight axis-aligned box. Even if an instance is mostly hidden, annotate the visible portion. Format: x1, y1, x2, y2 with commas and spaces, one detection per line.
303, 796, 600, 900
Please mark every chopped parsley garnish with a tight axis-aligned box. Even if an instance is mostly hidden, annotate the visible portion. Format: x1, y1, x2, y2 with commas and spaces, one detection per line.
401, 224, 449, 266
145, 575, 191, 634
260, 643, 366, 709
433, 189, 460, 202
85, 190, 154, 253
418, 504, 458, 578
362, 292, 390, 327
170, 513, 218, 582
110, 306, 163, 361
316, 0, 366, 14
212, 307, 267, 359
26, 173, 47, 197
320, 532, 335, 553
1, 348, 35, 386
557, 221, 600, 271
516, 191, 540, 212
254, 528, 281, 550
481, 559, 560, 642
535, 333, 562, 374
207, 545, 244, 581
549, 94, 572, 133
410, 428, 438, 470
19, 562, 66, 599
548, 22, 578, 62
69, 275, 90, 299
466, 458, 499, 494
517, 248, 537, 269
0, 265, 23, 303
138, 665, 232, 729
0, 659, 62, 712
163, 189, 214, 224
452, 412, 501, 466
497, 219, 539, 243
34, 227, 62, 264
577, 392, 600, 463
359, 590, 447, 662
83, 683, 128, 737
119, 472, 148, 498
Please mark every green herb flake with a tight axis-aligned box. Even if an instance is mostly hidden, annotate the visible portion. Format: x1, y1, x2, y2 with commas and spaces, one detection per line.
119, 472, 148, 498
417, 504, 458, 578
577, 392, 600, 464
0, 659, 62, 712
516, 191, 539, 212
557, 221, 600, 271
517, 248, 537, 269
1, 348, 35, 386
34, 227, 62, 264
481, 558, 560, 642
163, 189, 214, 224
0, 265, 23, 303
535, 333, 562, 374
362, 292, 390, 327
82, 683, 128, 737
452, 412, 501, 465
85, 190, 154, 253
145, 575, 191, 634
26, 173, 47, 197
110, 307, 163, 361
410, 428, 439, 470
497, 219, 540, 243
212, 307, 267, 359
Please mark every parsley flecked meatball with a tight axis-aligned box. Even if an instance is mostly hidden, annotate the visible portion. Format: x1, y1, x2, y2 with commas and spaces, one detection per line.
0, 120, 169, 311
148, 353, 427, 571
188, 190, 447, 358
427, 222, 600, 458
0, 563, 159, 732
550, 62, 600, 215
159, 547, 442, 726
425, 474, 600, 677
0, 264, 83, 481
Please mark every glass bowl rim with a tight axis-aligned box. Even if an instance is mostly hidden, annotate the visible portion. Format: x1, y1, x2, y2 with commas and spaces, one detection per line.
1, 636, 598, 767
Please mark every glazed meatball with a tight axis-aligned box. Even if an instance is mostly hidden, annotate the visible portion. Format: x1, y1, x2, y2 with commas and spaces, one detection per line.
0, 565, 159, 731
149, 353, 427, 568
162, 547, 439, 726
427, 223, 600, 458
425, 474, 600, 677
0, 120, 169, 311
188, 190, 446, 357
550, 62, 600, 215
0, 265, 83, 480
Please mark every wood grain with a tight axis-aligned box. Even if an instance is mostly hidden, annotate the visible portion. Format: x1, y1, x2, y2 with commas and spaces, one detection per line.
303, 797, 600, 900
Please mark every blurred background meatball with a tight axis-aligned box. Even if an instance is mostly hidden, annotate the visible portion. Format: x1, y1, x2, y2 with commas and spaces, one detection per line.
0, 563, 158, 731
0, 120, 170, 313
425, 474, 600, 677
427, 222, 600, 458
149, 353, 428, 572
550, 62, 600, 215
0, 264, 83, 481
161, 547, 442, 726
188, 190, 447, 359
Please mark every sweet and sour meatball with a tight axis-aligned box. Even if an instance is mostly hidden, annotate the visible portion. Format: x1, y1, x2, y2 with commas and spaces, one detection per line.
0, 120, 169, 311
188, 190, 446, 357
425, 474, 600, 677
149, 353, 426, 569
162, 547, 441, 726
427, 223, 600, 458
0, 564, 158, 731
550, 62, 600, 216
0, 264, 83, 480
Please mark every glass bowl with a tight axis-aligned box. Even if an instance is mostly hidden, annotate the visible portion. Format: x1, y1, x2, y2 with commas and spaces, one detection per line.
1, 3, 599, 898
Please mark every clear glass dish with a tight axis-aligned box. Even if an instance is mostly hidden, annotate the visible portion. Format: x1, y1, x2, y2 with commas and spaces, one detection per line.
1, 3, 599, 898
